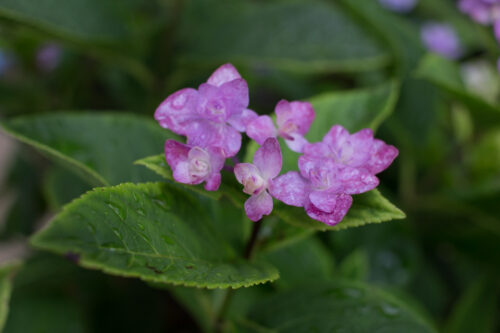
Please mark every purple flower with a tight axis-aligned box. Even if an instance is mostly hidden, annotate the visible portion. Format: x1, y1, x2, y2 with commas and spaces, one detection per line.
234, 138, 282, 221
36, 43, 62, 72
378, 0, 418, 13
246, 100, 315, 153
270, 125, 398, 226
155, 64, 257, 157
420, 22, 463, 59
458, 0, 500, 25
164, 139, 225, 191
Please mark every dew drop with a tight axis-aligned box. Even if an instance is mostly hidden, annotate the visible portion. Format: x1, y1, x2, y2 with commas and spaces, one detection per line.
379, 303, 400, 317
137, 208, 146, 216
137, 223, 145, 231
112, 228, 123, 240
342, 288, 362, 299
86, 223, 96, 235
106, 201, 127, 221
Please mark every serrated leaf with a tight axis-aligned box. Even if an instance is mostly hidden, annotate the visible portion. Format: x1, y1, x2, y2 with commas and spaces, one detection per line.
1, 113, 176, 187
179, 0, 390, 73
415, 54, 500, 129
31, 182, 279, 289
245, 281, 437, 333
0, 262, 22, 332
274, 189, 405, 232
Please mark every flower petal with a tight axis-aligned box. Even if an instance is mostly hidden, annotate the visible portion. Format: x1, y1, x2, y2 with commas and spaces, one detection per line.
269, 171, 309, 207
227, 108, 258, 132
154, 88, 199, 135
187, 122, 242, 157
246, 115, 277, 145
364, 139, 399, 174
219, 78, 249, 116
275, 100, 315, 136
284, 132, 309, 153
206, 63, 242, 87
164, 139, 190, 171
234, 163, 265, 195
253, 137, 282, 180
244, 191, 273, 222
305, 193, 353, 226
335, 166, 379, 194
309, 190, 340, 213
204, 172, 221, 191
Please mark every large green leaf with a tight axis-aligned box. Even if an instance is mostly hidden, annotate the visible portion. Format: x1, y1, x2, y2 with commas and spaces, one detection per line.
415, 54, 500, 129
179, 0, 390, 73
1, 113, 175, 186
239, 281, 436, 333
274, 189, 405, 232
31, 182, 279, 289
0, 262, 21, 332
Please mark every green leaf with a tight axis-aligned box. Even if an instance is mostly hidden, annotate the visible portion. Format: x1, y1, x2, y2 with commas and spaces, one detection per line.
274, 189, 405, 232
281, 81, 399, 172
337, 249, 369, 281
444, 276, 497, 333
0, 0, 153, 85
1, 113, 176, 187
179, 0, 390, 73
259, 237, 334, 290
244, 281, 437, 333
415, 54, 500, 129
0, 262, 21, 332
43, 166, 92, 211
31, 182, 279, 289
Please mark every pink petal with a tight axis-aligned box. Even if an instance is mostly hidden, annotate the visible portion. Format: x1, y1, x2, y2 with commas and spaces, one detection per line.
234, 163, 266, 195
302, 142, 331, 159
187, 122, 242, 157
284, 133, 309, 153
206, 63, 242, 87
219, 78, 249, 116
154, 88, 199, 135
164, 139, 190, 170
335, 166, 379, 194
275, 100, 315, 136
246, 115, 277, 145
253, 137, 282, 180
323, 125, 350, 149
172, 161, 196, 184
345, 128, 374, 167
309, 190, 341, 213
204, 173, 221, 191
244, 191, 273, 222
269, 171, 309, 207
227, 108, 258, 132
305, 193, 353, 226
364, 139, 399, 174
207, 146, 226, 173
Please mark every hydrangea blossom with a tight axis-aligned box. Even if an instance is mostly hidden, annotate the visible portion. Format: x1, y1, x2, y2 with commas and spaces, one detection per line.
234, 138, 282, 221
458, 0, 500, 25
270, 125, 398, 226
246, 100, 315, 152
420, 22, 463, 59
164, 139, 225, 191
155, 64, 257, 157
378, 0, 418, 13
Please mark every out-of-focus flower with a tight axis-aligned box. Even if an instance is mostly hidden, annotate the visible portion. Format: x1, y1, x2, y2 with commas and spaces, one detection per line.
420, 22, 463, 59
246, 100, 315, 153
378, 0, 418, 13
270, 125, 398, 226
36, 43, 62, 72
235, 138, 282, 221
461, 60, 500, 102
164, 139, 225, 191
458, 0, 500, 25
155, 64, 256, 157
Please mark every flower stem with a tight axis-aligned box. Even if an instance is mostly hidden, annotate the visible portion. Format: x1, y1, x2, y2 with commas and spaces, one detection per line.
214, 221, 263, 332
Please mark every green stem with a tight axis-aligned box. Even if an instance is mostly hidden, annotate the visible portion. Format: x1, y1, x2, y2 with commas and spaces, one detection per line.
214, 221, 263, 332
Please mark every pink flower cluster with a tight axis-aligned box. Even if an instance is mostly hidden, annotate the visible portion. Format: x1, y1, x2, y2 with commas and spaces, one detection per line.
155, 64, 398, 225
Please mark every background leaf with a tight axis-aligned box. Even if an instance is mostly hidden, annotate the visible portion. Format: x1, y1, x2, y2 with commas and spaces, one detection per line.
1, 113, 175, 186
31, 182, 278, 289
0, 262, 21, 332
178, 0, 390, 73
